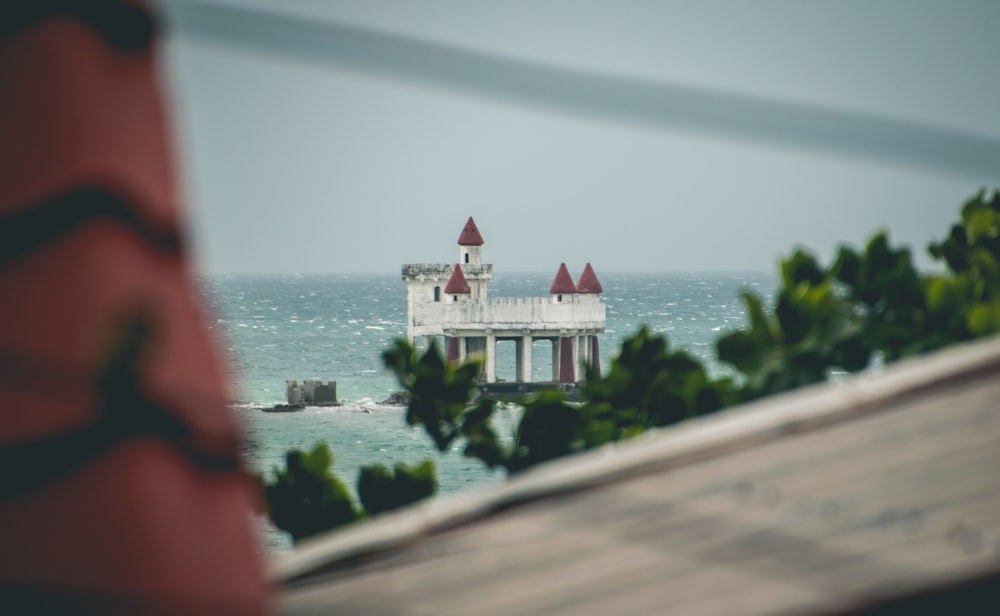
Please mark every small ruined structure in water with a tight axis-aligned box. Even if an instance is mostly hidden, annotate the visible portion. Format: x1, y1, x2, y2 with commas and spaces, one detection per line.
402, 217, 606, 390
285, 379, 338, 407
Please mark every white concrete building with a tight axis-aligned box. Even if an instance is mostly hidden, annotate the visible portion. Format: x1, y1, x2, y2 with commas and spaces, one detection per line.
402, 218, 606, 384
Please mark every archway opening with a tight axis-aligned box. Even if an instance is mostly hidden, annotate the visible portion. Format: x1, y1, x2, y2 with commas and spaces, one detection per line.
532, 339, 554, 382
494, 338, 517, 383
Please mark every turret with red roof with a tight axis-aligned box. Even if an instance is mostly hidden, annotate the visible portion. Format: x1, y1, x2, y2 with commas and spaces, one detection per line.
444, 264, 471, 301
576, 263, 603, 302
550, 263, 577, 303
458, 216, 484, 267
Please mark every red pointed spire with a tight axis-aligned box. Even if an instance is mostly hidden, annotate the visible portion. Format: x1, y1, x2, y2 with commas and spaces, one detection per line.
444, 265, 471, 294
457, 216, 484, 246
550, 263, 577, 294
577, 262, 603, 293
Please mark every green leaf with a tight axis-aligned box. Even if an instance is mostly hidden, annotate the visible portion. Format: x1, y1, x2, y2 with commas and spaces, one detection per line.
967, 298, 1000, 336
358, 459, 438, 516
716, 330, 761, 370
508, 390, 583, 473
460, 400, 507, 468
263, 443, 360, 543
830, 246, 862, 287
781, 249, 826, 287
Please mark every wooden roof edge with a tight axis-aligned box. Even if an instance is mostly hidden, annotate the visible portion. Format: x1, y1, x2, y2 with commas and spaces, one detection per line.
273, 333, 1000, 583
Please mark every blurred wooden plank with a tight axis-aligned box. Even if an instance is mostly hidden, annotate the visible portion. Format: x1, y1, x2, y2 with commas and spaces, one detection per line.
279, 336, 1000, 614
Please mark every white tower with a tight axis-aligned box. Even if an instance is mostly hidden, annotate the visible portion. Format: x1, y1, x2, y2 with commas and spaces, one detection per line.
458, 216, 484, 266
457, 216, 490, 301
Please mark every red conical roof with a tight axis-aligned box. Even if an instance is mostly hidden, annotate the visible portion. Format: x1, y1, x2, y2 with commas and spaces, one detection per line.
457, 216, 484, 246
577, 262, 603, 293
550, 263, 577, 294
444, 265, 471, 294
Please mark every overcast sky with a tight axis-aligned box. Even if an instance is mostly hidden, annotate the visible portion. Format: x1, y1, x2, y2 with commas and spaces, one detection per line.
160, 0, 1000, 276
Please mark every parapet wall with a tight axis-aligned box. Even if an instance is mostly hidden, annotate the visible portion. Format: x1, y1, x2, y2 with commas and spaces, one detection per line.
402, 264, 451, 281
412, 296, 606, 335
402, 263, 493, 282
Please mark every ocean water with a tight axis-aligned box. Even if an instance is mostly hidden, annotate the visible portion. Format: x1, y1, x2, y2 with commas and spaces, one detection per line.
199, 271, 774, 548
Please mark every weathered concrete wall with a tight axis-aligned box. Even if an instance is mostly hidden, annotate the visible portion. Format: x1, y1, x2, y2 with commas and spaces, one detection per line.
403, 263, 496, 338
411, 295, 606, 337
401, 263, 452, 281
286, 380, 303, 405
286, 380, 339, 406
402, 264, 493, 287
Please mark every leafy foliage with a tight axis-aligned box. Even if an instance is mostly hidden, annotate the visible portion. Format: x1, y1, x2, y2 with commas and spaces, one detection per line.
928, 189, 1000, 337
717, 251, 867, 400
262, 189, 1000, 542
583, 326, 735, 428
382, 326, 736, 474
358, 460, 438, 516
718, 189, 1000, 401
262, 444, 358, 543
382, 338, 483, 452
260, 443, 436, 543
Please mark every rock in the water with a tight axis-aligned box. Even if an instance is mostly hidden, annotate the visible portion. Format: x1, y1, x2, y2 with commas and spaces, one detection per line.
260, 403, 305, 413
379, 391, 410, 406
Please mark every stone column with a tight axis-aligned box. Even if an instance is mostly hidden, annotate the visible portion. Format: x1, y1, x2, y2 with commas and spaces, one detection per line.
458, 336, 467, 362
514, 337, 524, 383
570, 335, 583, 382
406, 292, 415, 343
577, 334, 588, 377
591, 336, 601, 376
519, 334, 533, 383
423, 335, 433, 353
486, 331, 497, 383
559, 337, 575, 383
551, 338, 561, 382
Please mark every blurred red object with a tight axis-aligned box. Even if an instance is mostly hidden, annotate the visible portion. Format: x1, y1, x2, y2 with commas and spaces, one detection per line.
0, 2, 270, 613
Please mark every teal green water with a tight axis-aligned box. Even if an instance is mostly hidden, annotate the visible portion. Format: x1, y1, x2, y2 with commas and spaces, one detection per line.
200, 271, 773, 548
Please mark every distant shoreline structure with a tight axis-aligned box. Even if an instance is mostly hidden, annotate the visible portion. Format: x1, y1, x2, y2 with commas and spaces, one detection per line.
403, 217, 607, 386
259, 384, 406, 412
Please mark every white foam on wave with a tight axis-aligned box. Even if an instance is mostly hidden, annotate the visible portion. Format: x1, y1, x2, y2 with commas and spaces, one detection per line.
231, 400, 284, 412
230, 402, 263, 410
